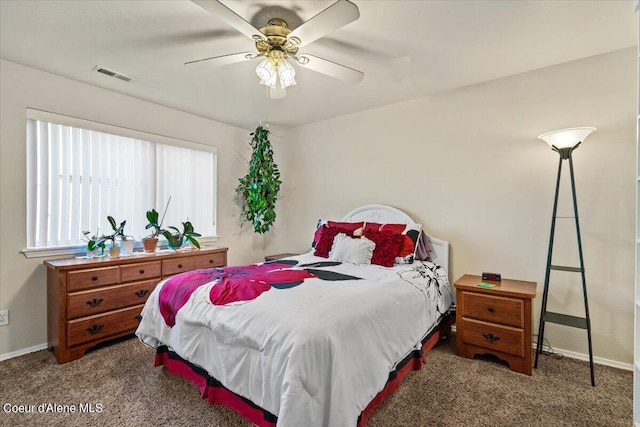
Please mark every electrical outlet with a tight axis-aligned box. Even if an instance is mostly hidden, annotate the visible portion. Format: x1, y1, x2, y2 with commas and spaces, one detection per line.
0, 310, 8, 326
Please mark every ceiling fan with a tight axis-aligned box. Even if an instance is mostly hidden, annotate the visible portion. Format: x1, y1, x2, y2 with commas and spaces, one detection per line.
186, 0, 365, 93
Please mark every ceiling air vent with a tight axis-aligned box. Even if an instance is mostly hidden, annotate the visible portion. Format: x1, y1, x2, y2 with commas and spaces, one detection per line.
93, 66, 134, 83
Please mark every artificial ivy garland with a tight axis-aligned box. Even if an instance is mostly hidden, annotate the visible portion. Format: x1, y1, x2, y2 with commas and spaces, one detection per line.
236, 125, 282, 233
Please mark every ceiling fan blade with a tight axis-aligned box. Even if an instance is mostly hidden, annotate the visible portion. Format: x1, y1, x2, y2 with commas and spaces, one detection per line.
296, 54, 364, 83
191, 0, 266, 41
288, 0, 359, 48
185, 52, 257, 69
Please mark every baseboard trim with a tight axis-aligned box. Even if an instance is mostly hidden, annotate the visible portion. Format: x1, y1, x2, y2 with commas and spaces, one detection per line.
545, 346, 633, 372
0, 342, 48, 362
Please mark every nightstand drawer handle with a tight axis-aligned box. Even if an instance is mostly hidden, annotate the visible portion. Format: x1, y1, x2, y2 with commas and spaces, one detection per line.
139, 269, 145, 274
177, 263, 183, 268
86, 324, 104, 334
134, 289, 148, 298
135, 315, 142, 322
86, 298, 103, 307
208, 259, 214, 264
487, 306, 495, 313
91, 275, 99, 281
482, 332, 500, 343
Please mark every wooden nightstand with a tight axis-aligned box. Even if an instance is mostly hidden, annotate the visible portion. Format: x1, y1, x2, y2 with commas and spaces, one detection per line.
264, 253, 299, 261
454, 274, 537, 375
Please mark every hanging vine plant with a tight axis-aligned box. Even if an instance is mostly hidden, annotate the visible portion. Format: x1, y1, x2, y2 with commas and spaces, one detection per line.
236, 125, 282, 233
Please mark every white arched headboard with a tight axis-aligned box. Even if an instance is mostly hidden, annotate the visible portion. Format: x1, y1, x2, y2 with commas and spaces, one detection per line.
342, 204, 449, 276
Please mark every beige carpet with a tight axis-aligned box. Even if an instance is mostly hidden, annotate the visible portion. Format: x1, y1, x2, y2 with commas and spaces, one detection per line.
0, 334, 632, 427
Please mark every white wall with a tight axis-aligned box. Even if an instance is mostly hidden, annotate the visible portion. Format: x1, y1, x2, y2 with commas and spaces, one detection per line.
1, 48, 636, 366
0, 59, 271, 358
270, 48, 637, 365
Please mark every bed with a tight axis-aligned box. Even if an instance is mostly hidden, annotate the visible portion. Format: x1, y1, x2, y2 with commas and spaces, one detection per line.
136, 204, 454, 427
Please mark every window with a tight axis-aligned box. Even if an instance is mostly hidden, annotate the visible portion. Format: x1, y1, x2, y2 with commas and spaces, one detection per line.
25, 109, 216, 253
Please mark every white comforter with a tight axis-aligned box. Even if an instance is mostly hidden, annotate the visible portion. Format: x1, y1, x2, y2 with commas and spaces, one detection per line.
136, 252, 453, 427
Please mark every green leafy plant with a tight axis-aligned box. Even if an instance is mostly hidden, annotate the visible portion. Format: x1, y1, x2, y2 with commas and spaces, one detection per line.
145, 197, 171, 238
145, 209, 163, 238
235, 125, 282, 233
82, 230, 106, 253
106, 215, 126, 244
82, 215, 126, 253
161, 220, 201, 250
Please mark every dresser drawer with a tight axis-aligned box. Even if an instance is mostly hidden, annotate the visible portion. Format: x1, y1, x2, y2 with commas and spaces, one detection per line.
67, 304, 144, 347
194, 252, 226, 269
67, 280, 158, 319
461, 291, 524, 328
68, 266, 120, 291
162, 257, 195, 276
120, 261, 161, 282
461, 317, 525, 358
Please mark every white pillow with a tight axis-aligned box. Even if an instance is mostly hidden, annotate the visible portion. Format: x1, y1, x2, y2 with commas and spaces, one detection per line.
329, 233, 375, 265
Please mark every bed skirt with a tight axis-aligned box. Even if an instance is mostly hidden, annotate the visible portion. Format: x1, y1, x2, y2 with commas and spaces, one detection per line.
154, 313, 453, 427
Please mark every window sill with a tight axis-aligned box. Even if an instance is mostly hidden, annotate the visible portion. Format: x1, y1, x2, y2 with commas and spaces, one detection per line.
21, 236, 220, 259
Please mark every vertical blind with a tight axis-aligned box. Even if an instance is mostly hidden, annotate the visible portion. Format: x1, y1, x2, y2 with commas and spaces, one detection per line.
26, 111, 216, 249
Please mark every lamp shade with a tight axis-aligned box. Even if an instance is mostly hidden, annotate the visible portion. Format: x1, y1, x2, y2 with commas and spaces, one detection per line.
256, 59, 277, 88
538, 127, 596, 149
278, 59, 296, 88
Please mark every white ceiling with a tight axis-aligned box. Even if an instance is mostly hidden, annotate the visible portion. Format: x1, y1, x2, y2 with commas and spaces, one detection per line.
1, 0, 637, 130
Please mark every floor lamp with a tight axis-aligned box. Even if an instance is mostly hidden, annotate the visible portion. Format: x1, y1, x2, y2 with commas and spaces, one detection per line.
533, 126, 596, 387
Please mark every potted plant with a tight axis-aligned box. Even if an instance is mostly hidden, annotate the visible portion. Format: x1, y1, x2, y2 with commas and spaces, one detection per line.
119, 234, 136, 256
235, 125, 282, 233
106, 216, 126, 258
143, 209, 162, 252
161, 220, 201, 250
106, 215, 135, 255
82, 230, 106, 257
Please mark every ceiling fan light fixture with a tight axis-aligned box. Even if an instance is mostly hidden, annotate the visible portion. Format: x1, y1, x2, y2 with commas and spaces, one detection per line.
256, 58, 277, 88
278, 59, 296, 89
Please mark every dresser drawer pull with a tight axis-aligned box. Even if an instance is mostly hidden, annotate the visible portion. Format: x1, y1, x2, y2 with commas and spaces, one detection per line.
91, 275, 99, 281
208, 259, 214, 264
487, 306, 495, 313
86, 324, 104, 334
86, 298, 104, 308
177, 263, 183, 269
482, 332, 500, 343
135, 315, 142, 322
134, 289, 149, 298
139, 269, 145, 274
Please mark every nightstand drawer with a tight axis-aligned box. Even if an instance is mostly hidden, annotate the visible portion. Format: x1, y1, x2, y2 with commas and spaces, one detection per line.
67, 304, 144, 347
162, 257, 195, 276
461, 292, 524, 328
120, 261, 161, 282
461, 317, 525, 358
194, 252, 226, 269
68, 266, 120, 291
67, 280, 158, 319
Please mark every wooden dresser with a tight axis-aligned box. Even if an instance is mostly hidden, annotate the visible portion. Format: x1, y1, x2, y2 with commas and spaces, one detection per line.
454, 274, 537, 375
45, 246, 228, 364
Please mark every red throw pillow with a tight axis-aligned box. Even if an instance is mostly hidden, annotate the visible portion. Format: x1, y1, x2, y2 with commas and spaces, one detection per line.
397, 235, 415, 257
314, 225, 360, 258
363, 222, 405, 234
363, 229, 404, 267
328, 221, 364, 233
313, 221, 363, 248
